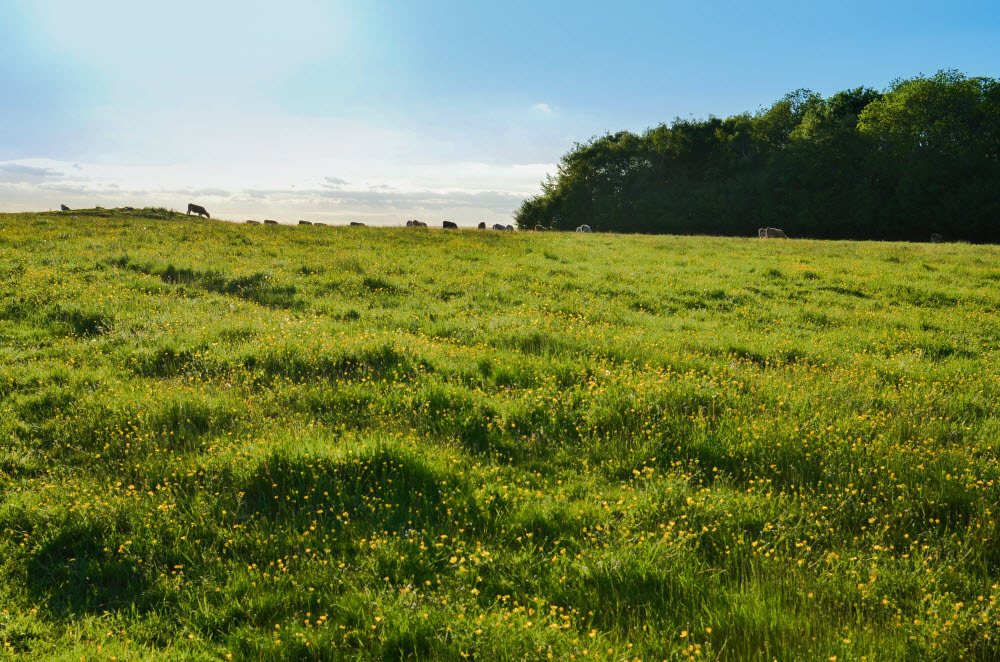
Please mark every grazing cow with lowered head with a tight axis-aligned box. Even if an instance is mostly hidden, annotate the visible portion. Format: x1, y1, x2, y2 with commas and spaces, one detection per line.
298, 220, 313, 226
506, 224, 514, 231
443, 220, 458, 229
60, 204, 70, 211
350, 222, 366, 227
477, 221, 486, 230
187, 203, 210, 218
245, 220, 260, 224
930, 233, 943, 243
576, 224, 592, 233
492, 223, 506, 231
264, 219, 278, 225
758, 227, 787, 238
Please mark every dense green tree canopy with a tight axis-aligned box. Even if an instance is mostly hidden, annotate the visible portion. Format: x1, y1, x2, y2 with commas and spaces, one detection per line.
517, 70, 1000, 242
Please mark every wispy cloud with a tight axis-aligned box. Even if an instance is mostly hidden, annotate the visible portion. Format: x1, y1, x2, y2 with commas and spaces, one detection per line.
323, 176, 350, 189
0, 162, 64, 183
533, 102, 554, 114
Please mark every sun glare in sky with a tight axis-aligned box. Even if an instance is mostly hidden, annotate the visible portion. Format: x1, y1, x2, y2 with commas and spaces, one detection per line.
2, 0, 998, 225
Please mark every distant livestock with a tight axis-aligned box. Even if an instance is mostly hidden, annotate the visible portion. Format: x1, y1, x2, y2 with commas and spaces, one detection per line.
314, 222, 328, 227
758, 227, 787, 238
506, 224, 514, 231
576, 224, 592, 233
298, 220, 313, 226
245, 220, 260, 224
406, 220, 427, 228
350, 221, 366, 227
187, 203, 210, 218
930, 233, 943, 243
443, 221, 458, 229
477, 222, 486, 230
264, 219, 278, 225
60, 204, 70, 211
492, 223, 507, 231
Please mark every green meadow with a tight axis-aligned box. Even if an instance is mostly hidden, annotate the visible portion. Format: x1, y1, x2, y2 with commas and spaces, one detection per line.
1, 208, 998, 661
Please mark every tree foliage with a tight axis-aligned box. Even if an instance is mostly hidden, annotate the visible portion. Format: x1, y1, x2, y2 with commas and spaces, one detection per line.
517, 70, 1000, 242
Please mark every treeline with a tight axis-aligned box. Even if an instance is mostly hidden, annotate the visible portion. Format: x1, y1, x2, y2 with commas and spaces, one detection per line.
516, 70, 1000, 242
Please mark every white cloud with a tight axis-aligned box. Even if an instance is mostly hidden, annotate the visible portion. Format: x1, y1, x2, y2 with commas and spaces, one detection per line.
533, 103, 554, 114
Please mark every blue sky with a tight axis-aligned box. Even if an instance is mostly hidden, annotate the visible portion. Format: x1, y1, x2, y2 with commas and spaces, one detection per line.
2, 0, 999, 225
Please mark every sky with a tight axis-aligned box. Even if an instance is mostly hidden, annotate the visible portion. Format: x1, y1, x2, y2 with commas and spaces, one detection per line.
2, 0, 999, 226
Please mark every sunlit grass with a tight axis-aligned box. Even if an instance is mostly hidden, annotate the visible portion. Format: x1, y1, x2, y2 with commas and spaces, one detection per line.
0, 208, 998, 660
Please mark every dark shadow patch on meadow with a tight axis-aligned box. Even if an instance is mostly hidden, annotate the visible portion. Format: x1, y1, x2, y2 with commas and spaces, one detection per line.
889, 284, 957, 308
405, 383, 503, 455
104, 256, 301, 309
242, 343, 424, 386
492, 330, 574, 359
545, 549, 711, 631
817, 285, 869, 299
239, 445, 486, 537
18, 516, 159, 617
127, 344, 224, 379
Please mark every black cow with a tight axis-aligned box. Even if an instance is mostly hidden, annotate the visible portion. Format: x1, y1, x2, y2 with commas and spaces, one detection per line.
443, 221, 458, 229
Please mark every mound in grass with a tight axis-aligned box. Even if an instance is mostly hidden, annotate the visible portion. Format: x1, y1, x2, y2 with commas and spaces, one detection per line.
0, 209, 998, 661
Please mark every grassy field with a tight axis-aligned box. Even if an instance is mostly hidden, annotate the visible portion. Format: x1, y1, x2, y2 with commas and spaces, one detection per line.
1, 208, 998, 661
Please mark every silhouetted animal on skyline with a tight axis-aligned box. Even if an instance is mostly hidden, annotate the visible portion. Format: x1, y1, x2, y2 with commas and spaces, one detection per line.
443, 221, 458, 229
187, 203, 210, 218
60, 204, 70, 211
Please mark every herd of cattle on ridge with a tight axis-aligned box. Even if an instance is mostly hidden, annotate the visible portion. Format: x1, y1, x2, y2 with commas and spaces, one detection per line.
53, 202, 795, 238
54, 202, 943, 243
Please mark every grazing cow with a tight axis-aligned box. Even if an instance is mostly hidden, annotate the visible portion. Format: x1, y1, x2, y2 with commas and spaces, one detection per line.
406, 220, 414, 227
416, 220, 427, 227
350, 221, 366, 227
576, 224, 592, 233
477, 221, 486, 230
298, 220, 313, 226
60, 204, 70, 211
314, 222, 328, 227
443, 220, 458, 229
245, 220, 260, 225
492, 223, 506, 231
187, 203, 210, 218
506, 224, 514, 231
534, 224, 545, 232
759, 227, 787, 238
930, 233, 943, 243
264, 219, 278, 225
